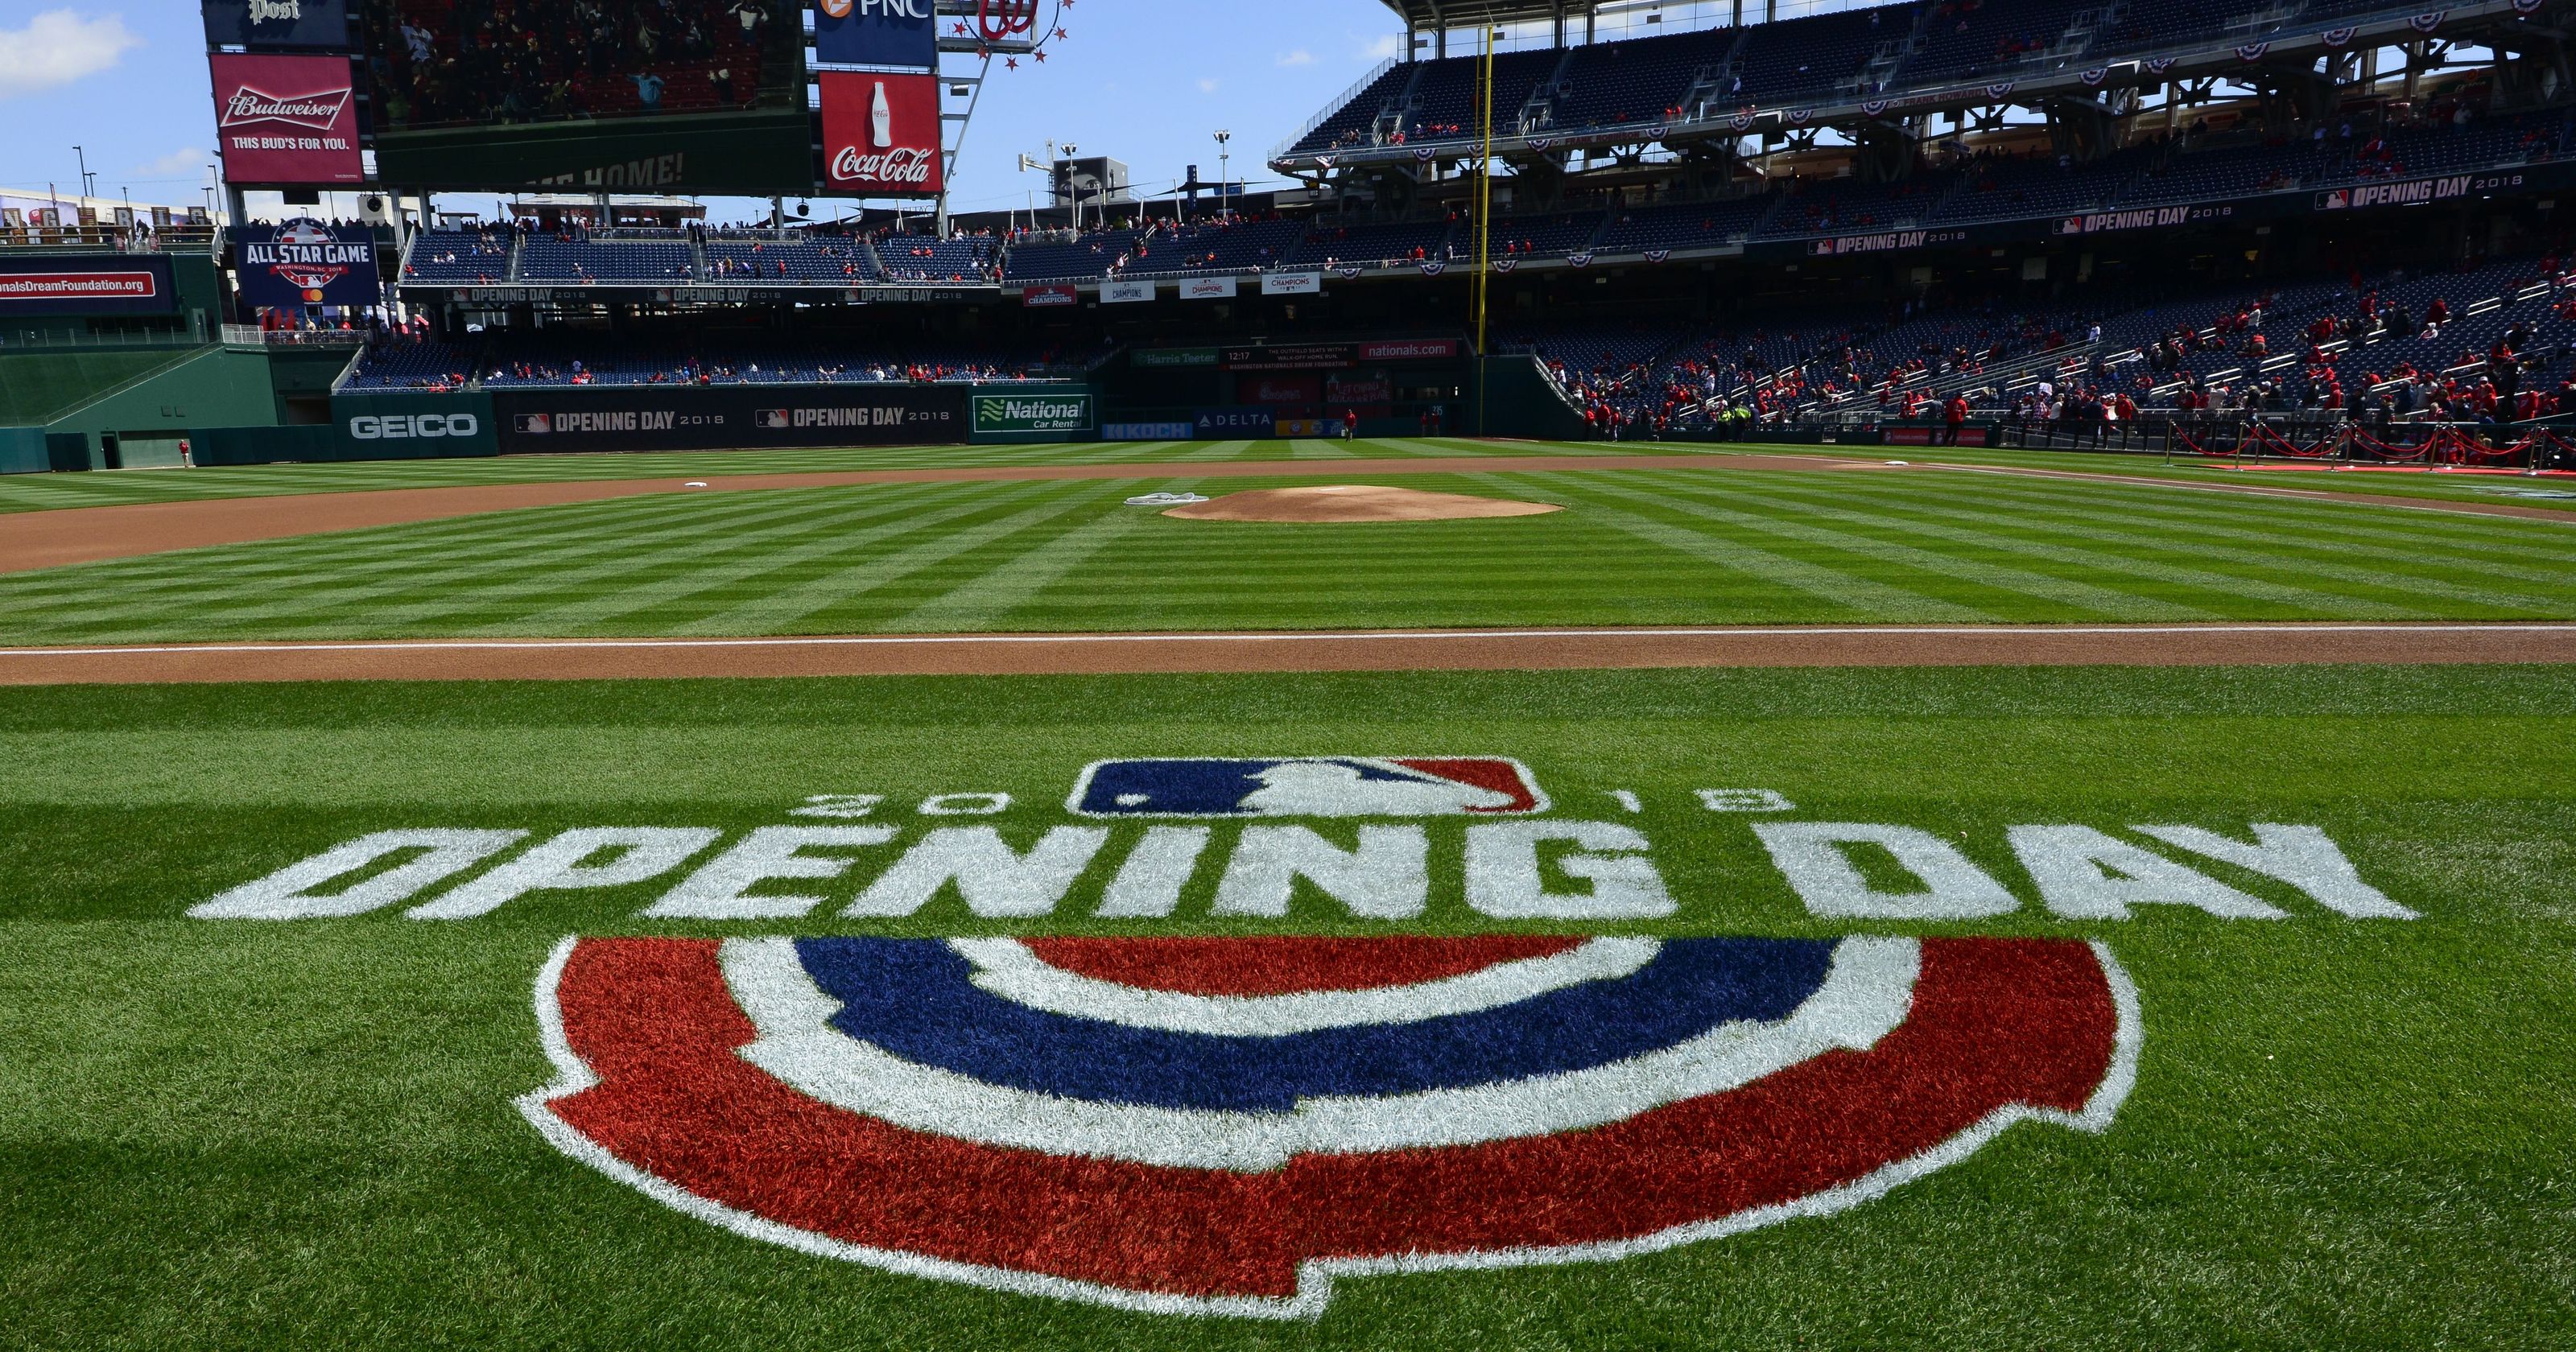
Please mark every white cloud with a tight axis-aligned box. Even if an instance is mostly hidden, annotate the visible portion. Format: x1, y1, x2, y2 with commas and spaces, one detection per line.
1359, 33, 1402, 61
129, 147, 208, 180
1277, 49, 1315, 68
0, 10, 142, 101
1199, 77, 1220, 93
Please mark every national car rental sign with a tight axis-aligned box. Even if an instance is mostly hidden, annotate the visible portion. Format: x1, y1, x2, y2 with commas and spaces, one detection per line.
819, 72, 943, 196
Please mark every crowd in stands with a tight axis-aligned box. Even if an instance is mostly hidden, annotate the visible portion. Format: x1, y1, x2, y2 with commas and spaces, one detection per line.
364, 0, 795, 130
1509, 249, 2576, 437
343, 330, 1108, 391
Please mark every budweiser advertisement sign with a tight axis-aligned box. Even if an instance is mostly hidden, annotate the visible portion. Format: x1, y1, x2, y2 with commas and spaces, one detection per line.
211, 53, 363, 184
819, 72, 943, 196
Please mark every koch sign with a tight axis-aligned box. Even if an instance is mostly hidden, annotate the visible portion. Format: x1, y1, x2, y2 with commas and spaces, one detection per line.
211, 53, 363, 184
814, 0, 938, 68
819, 71, 943, 196
201, 0, 353, 50
233, 217, 380, 307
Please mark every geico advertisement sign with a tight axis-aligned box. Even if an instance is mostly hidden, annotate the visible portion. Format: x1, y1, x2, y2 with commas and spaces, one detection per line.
349, 414, 479, 440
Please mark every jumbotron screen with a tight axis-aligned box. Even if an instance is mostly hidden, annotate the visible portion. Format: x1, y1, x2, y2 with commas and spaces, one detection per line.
361, 0, 815, 195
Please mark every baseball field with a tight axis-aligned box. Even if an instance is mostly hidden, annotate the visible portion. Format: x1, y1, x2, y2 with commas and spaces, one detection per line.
4, 438, 2571, 1349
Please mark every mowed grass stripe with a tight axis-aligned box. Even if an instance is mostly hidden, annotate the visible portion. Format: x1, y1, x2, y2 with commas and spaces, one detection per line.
1692, 473, 2445, 618
665, 481, 1120, 634
1558, 481, 1996, 623
893, 482, 1197, 631
0, 490, 770, 634
251, 484, 1005, 639
1945, 472, 2576, 579
0, 438, 1631, 515
1786, 476, 2563, 616
486, 480, 1031, 635
1485, 472, 2208, 622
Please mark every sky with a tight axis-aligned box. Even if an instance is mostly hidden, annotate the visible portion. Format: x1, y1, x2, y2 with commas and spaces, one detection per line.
0, 0, 1427, 223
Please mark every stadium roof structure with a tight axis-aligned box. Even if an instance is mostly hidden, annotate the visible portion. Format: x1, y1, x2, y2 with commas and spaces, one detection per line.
1373, 0, 1590, 27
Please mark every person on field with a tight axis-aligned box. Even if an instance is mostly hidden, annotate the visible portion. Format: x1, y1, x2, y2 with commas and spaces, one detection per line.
1343, 407, 1359, 442
1942, 394, 1969, 446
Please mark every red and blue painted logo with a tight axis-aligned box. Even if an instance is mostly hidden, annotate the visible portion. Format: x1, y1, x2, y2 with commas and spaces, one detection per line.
1067, 756, 1549, 818
523, 934, 2138, 1317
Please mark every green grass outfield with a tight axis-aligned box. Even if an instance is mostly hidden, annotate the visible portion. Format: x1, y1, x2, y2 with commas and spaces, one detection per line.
0, 438, 1624, 514
5, 462, 2576, 644
3, 666, 2570, 1348
4, 438, 2570, 516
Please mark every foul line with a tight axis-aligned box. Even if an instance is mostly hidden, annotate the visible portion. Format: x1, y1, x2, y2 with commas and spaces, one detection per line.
7, 623, 2576, 661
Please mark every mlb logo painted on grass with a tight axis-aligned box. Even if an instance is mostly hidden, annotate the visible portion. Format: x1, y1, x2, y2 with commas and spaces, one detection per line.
1069, 757, 1547, 818
523, 933, 2139, 1318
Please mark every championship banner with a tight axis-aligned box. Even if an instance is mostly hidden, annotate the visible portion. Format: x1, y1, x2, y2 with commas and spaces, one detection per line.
1022, 283, 1079, 308
202, 0, 353, 50
211, 53, 363, 184
0, 254, 177, 316
1180, 276, 1240, 301
233, 217, 381, 307
1100, 280, 1156, 304
819, 71, 943, 196
1260, 272, 1323, 296
814, 0, 939, 68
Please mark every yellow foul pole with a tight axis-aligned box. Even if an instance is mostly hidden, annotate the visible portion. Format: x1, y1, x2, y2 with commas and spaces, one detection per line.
1475, 24, 1496, 358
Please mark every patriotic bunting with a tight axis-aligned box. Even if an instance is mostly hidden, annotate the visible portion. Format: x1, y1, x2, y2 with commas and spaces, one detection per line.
2079, 68, 2108, 87
1732, 111, 1756, 130
1418, 259, 1447, 278
1984, 82, 2017, 101
1860, 99, 1889, 117
1491, 258, 1518, 274
2235, 43, 2270, 61
2145, 57, 2176, 74
1568, 252, 1596, 270
2408, 10, 2447, 32
2320, 27, 2357, 47
1643, 249, 1671, 264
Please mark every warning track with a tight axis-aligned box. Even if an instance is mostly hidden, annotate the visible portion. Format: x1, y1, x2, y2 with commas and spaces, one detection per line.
5, 451, 2568, 575
2, 623, 2570, 686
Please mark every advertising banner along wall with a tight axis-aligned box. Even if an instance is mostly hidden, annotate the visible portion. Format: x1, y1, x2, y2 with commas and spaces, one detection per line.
233, 218, 381, 308
972, 391, 1095, 441
819, 71, 944, 196
0, 255, 178, 317
491, 385, 965, 452
202, 0, 353, 50
211, 53, 364, 184
815, 0, 939, 68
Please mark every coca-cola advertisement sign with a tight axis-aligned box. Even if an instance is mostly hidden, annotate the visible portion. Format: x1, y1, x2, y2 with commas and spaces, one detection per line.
211, 53, 363, 184
819, 72, 943, 196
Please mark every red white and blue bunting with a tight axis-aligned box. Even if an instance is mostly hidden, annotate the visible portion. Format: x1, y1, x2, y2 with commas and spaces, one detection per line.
1491, 257, 1518, 274
1984, 82, 2017, 101
1527, 138, 1554, 153
2145, 57, 2177, 75
2320, 27, 2357, 48
2235, 42, 2270, 62
1786, 109, 1812, 126
1315, 155, 1336, 169
1568, 252, 1596, 270
1732, 111, 1756, 130
1414, 146, 1435, 163
2513, 0, 2544, 14
1335, 265, 1364, 280
1860, 99, 1889, 117
1643, 249, 1671, 264
2078, 68, 2108, 87
1417, 259, 1447, 278
2409, 10, 2447, 33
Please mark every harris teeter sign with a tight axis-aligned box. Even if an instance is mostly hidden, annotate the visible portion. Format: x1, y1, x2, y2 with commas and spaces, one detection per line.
188, 752, 2421, 1318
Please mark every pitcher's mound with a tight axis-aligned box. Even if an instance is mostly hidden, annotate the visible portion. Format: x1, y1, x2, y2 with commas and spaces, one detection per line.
1162, 484, 1563, 523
